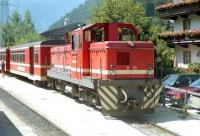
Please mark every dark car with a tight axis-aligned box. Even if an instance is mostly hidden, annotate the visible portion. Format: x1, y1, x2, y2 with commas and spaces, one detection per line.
161, 74, 200, 106
165, 77, 200, 106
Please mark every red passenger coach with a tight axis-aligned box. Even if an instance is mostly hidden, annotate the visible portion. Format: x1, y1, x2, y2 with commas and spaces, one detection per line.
9, 40, 65, 83
48, 23, 162, 112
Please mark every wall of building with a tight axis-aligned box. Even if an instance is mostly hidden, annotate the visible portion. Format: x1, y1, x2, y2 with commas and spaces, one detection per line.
173, 0, 183, 2
174, 16, 183, 31
174, 14, 200, 31
175, 45, 200, 68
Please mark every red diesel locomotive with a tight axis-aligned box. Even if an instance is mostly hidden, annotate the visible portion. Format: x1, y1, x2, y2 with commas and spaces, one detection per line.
47, 23, 162, 111
0, 23, 162, 112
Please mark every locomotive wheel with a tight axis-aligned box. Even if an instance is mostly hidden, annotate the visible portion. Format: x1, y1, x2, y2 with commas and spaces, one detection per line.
33, 80, 41, 87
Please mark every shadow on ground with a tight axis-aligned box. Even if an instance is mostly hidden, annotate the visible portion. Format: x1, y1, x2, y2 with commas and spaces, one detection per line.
0, 111, 22, 136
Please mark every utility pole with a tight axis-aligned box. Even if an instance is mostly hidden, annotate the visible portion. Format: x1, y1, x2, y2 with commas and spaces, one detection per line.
0, 0, 9, 47
0, 0, 9, 24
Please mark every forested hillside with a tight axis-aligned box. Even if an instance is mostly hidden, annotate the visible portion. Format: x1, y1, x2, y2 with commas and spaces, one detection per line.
49, 0, 99, 29
49, 0, 171, 29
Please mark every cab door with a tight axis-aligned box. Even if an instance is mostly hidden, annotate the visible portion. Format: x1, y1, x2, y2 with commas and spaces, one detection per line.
71, 31, 82, 80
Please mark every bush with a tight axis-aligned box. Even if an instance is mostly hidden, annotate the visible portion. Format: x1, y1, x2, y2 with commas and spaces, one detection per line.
188, 63, 200, 74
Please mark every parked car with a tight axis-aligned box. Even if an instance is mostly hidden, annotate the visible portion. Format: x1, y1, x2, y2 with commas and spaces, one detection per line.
161, 74, 200, 106
187, 79, 200, 109
165, 78, 200, 106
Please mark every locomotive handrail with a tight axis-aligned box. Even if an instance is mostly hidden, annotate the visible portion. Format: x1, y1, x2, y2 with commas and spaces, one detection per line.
119, 88, 128, 104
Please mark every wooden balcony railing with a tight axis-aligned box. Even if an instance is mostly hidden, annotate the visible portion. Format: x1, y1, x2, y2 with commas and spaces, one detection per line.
156, 0, 200, 19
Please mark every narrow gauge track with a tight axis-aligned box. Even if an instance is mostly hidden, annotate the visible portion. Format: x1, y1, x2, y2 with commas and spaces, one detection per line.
0, 75, 177, 136
115, 113, 178, 136
0, 87, 68, 136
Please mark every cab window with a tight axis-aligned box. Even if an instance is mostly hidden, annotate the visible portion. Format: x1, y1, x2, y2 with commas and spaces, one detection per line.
72, 34, 79, 50
84, 30, 90, 42
34, 48, 39, 64
85, 28, 105, 42
118, 27, 134, 41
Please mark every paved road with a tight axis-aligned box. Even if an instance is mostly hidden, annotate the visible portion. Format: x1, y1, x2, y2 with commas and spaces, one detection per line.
0, 88, 68, 136
0, 110, 22, 136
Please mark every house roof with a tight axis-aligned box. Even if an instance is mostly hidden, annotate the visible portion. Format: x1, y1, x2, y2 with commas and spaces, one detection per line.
156, 0, 200, 11
156, 0, 200, 19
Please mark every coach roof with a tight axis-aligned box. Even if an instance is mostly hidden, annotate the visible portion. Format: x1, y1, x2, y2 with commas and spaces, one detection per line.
9, 40, 65, 49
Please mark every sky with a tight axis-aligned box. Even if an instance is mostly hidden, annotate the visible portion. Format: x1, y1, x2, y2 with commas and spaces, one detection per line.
9, 0, 86, 32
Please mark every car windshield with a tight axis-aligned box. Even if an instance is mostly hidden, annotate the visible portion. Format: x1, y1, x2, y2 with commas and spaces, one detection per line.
163, 74, 179, 86
190, 79, 200, 88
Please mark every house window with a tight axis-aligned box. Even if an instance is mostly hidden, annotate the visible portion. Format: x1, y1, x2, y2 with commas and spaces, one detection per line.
183, 19, 190, 30
183, 51, 191, 64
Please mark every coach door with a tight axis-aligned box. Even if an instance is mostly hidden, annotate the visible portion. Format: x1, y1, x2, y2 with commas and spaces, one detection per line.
71, 32, 82, 80
30, 47, 34, 75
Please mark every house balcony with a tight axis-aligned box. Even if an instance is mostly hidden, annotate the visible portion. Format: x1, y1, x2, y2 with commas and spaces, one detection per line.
156, 0, 200, 19
159, 29, 200, 48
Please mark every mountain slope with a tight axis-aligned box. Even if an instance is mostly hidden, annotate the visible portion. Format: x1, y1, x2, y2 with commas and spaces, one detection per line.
49, 0, 171, 30
49, 0, 99, 30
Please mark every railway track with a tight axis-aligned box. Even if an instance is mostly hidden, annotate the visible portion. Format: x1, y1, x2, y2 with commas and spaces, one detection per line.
116, 115, 177, 136
0, 88, 68, 136
144, 121, 177, 136
0, 82, 178, 136
0, 81, 176, 136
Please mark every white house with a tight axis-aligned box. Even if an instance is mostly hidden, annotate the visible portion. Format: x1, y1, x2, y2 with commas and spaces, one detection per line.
156, 0, 200, 68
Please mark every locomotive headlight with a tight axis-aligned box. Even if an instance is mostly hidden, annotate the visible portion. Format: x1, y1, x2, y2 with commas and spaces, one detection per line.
129, 42, 134, 48
110, 64, 115, 70
146, 64, 152, 70
110, 70, 115, 75
147, 70, 152, 75
146, 64, 152, 75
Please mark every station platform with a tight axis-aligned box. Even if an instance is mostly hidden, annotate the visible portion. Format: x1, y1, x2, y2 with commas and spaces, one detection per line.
0, 76, 145, 136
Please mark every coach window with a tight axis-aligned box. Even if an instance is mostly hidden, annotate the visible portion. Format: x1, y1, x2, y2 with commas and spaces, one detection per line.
14, 52, 16, 62
118, 27, 134, 41
72, 34, 78, 50
17, 51, 19, 62
22, 51, 25, 62
11, 52, 13, 62
3, 52, 5, 60
34, 48, 39, 64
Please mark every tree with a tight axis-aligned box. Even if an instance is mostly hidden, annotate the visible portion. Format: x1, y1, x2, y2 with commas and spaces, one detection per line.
23, 10, 35, 34
1, 10, 42, 47
1, 24, 15, 47
91, 0, 174, 75
91, 0, 148, 38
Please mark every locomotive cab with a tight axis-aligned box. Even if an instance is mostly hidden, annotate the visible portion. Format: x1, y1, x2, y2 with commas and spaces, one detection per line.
71, 23, 154, 80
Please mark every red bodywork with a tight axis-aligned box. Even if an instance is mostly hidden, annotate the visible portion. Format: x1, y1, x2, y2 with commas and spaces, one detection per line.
50, 23, 154, 80
8, 41, 64, 81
